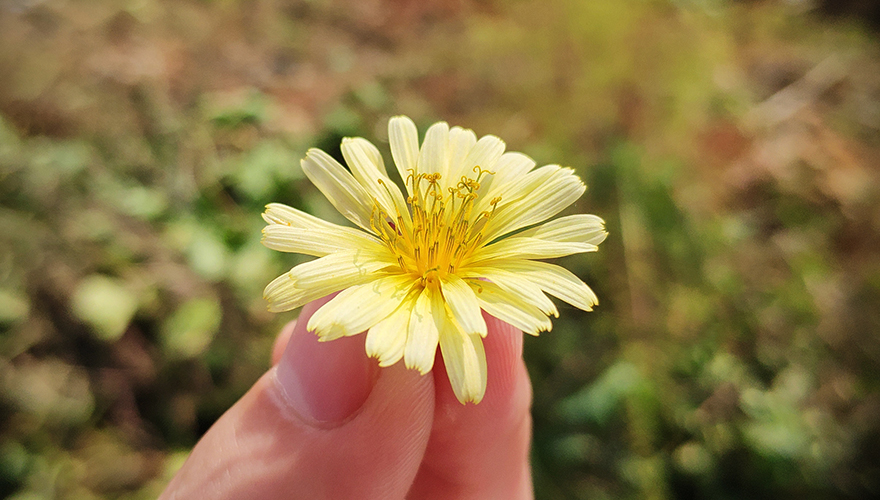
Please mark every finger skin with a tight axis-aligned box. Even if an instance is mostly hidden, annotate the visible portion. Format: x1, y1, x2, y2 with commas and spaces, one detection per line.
161, 302, 435, 500
408, 312, 534, 499
164, 303, 533, 499
271, 320, 296, 365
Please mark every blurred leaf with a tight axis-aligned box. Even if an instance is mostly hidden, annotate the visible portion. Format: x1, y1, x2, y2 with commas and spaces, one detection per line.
0, 288, 29, 324
161, 297, 221, 359
7, 491, 45, 500
0, 440, 30, 487
0, 114, 21, 159
558, 361, 643, 426
10, 52, 61, 101
323, 104, 362, 135
549, 433, 600, 464
92, 172, 169, 221
204, 89, 269, 127
228, 139, 302, 200
79, 431, 148, 492
179, 225, 229, 282
353, 81, 390, 111
228, 236, 277, 297
29, 138, 91, 177
740, 367, 815, 459
742, 404, 811, 459
68, 208, 117, 242
674, 441, 714, 476
70, 275, 138, 342
113, 185, 169, 221
4, 359, 94, 425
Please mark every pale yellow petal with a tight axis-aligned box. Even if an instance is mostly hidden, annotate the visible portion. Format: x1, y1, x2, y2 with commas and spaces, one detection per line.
488, 151, 536, 185
261, 224, 381, 257
262, 203, 341, 229
366, 295, 415, 367
263, 272, 304, 312
262, 202, 385, 255
472, 280, 551, 335
264, 247, 396, 312
417, 121, 449, 178
459, 266, 557, 318
486, 259, 599, 311
473, 152, 535, 214
308, 275, 414, 340
439, 329, 487, 404
458, 134, 504, 181
388, 115, 419, 195
341, 136, 387, 177
341, 137, 410, 225
289, 249, 395, 289
482, 165, 585, 242
300, 148, 374, 231
441, 275, 487, 337
518, 214, 608, 246
468, 236, 594, 265
444, 126, 478, 184
263, 267, 372, 313
404, 287, 442, 374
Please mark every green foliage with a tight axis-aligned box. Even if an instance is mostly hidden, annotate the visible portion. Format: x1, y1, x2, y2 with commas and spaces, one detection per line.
1, 0, 879, 499
71, 275, 140, 342
160, 298, 222, 359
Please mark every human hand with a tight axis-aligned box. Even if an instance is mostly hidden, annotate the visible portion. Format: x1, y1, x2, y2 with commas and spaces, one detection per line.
159, 295, 533, 499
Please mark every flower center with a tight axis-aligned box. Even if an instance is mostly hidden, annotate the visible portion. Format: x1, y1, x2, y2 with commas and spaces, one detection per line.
371, 167, 500, 283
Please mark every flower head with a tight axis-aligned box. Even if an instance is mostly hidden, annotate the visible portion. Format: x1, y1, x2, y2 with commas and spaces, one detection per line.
262, 116, 606, 403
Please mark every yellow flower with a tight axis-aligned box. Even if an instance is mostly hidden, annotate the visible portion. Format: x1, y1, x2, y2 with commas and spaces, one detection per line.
262, 116, 606, 403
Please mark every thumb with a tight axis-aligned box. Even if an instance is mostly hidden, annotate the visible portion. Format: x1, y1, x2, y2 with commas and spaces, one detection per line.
160, 297, 435, 500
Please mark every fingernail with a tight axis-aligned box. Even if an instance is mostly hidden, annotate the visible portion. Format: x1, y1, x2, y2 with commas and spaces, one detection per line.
274, 297, 376, 424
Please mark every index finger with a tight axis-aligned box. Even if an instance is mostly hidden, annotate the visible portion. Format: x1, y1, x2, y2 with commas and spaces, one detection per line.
408, 313, 533, 499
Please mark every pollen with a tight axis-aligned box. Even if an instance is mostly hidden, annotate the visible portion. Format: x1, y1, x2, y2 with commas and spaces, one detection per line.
371, 166, 500, 282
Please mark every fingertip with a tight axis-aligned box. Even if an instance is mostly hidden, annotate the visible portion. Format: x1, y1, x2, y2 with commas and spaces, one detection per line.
274, 312, 377, 424
271, 320, 297, 366
481, 314, 530, 414
270, 296, 336, 366
163, 296, 437, 500
411, 313, 533, 498
434, 313, 530, 419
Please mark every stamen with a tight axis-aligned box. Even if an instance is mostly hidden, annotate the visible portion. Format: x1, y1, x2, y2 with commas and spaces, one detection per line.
373, 167, 498, 282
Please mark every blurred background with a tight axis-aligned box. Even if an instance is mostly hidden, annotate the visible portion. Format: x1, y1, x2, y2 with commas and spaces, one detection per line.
1, 0, 879, 498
